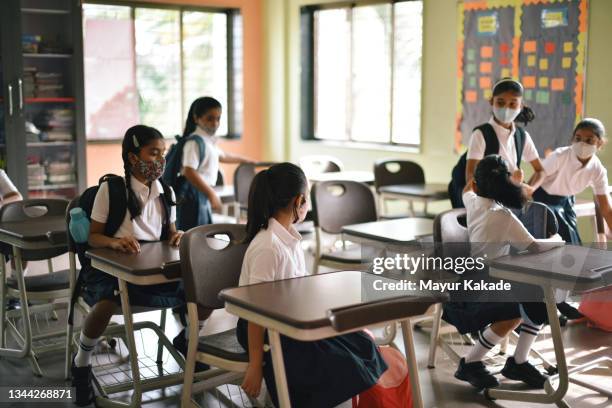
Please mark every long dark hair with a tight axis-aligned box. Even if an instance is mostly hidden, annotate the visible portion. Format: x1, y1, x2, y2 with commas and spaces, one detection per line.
492, 78, 535, 126
474, 155, 525, 209
182, 97, 222, 138
245, 163, 308, 242
122, 125, 174, 219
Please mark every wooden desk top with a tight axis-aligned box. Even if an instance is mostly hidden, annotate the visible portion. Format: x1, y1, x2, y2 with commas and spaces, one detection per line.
87, 241, 181, 279
0, 216, 66, 244
378, 183, 449, 199
342, 218, 434, 244
490, 245, 612, 290
220, 271, 444, 331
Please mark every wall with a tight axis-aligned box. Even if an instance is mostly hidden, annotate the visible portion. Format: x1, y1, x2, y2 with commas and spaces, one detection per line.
264, 0, 612, 235
86, 0, 263, 186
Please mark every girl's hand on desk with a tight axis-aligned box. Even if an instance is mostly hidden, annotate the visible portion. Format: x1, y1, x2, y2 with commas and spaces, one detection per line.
241, 363, 263, 398
169, 230, 184, 247
110, 237, 141, 254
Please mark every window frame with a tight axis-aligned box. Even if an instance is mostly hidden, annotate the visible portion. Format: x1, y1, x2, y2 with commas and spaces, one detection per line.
84, 0, 243, 141
300, 0, 423, 148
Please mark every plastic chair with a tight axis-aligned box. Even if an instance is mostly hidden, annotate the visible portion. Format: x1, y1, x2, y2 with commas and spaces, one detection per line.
0, 199, 71, 376
179, 223, 250, 407
374, 159, 426, 217
233, 162, 276, 223
299, 155, 343, 176
310, 180, 377, 274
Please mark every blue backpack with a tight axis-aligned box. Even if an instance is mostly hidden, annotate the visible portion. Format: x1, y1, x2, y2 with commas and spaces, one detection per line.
162, 134, 206, 198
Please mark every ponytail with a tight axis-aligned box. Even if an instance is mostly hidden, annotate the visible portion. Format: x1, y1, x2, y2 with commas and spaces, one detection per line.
516, 105, 535, 126
474, 155, 526, 209
182, 97, 222, 138
244, 163, 308, 242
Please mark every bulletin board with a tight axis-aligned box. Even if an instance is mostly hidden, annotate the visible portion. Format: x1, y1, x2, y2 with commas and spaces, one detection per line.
456, 0, 588, 155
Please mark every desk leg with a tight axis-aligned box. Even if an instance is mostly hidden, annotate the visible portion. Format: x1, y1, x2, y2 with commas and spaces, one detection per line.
0, 258, 6, 348
117, 279, 142, 408
0, 247, 42, 376
268, 330, 291, 408
486, 287, 569, 406
401, 319, 424, 408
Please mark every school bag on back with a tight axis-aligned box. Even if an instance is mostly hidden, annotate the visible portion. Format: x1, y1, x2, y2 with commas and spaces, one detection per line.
67, 174, 172, 323
162, 134, 206, 198
448, 123, 525, 208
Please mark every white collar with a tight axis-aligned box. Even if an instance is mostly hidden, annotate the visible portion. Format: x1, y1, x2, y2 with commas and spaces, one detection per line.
268, 218, 302, 246
193, 126, 217, 143
129, 176, 162, 202
488, 116, 515, 136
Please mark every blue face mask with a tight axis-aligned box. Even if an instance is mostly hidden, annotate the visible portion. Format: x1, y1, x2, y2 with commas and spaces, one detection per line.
493, 106, 521, 124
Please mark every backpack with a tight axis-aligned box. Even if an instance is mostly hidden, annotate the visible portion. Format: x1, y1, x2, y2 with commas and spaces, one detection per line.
162, 134, 206, 197
67, 174, 173, 323
352, 346, 412, 408
448, 123, 525, 208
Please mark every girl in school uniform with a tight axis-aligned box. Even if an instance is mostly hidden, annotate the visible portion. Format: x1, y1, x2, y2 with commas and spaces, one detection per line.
178, 96, 253, 230
531, 118, 610, 244
466, 78, 545, 197
71, 125, 212, 406
447, 155, 563, 391
237, 162, 387, 408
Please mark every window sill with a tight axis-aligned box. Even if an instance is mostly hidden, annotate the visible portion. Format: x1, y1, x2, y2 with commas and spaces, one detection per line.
300, 138, 421, 154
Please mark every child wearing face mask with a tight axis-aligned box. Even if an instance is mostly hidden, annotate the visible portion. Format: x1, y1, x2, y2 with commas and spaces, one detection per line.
531, 118, 610, 244
465, 78, 545, 200
71, 125, 213, 406
237, 163, 387, 407
178, 97, 253, 231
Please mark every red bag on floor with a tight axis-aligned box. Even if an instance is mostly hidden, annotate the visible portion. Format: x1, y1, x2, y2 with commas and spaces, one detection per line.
352, 345, 413, 408
579, 287, 612, 332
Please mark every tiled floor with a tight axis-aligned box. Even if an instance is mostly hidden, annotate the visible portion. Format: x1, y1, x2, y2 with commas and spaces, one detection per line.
1, 248, 611, 408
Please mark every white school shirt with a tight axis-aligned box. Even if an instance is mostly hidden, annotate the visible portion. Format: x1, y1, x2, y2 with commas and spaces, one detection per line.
463, 191, 535, 260
91, 177, 176, 241
181, 126, 223, 186
0, 170, 18, 198
467, 117, 539, 172
540, 146, 609, 196
239, 218, 308, 286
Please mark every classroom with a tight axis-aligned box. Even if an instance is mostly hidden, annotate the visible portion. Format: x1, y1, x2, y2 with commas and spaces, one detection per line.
1, 0, 611, 407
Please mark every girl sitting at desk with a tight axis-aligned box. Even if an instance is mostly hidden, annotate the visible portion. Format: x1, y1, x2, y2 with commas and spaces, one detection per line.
446, 155, 563, 391
236, 162, 387, 408
71, 125, 212, 406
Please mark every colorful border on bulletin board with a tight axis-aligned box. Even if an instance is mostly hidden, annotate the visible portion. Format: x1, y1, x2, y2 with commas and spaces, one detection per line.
455, 0, 588, 155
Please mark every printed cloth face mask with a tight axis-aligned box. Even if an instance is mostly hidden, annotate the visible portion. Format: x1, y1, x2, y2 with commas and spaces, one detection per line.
133, 157, 165, 182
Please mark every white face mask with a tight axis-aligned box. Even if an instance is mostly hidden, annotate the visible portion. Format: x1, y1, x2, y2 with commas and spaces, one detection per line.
493, 107, 521, 124
572, 142, 597, 160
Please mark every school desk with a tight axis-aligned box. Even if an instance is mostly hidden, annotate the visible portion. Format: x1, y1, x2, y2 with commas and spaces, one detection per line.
342, 217, 434, 245
378, 183, 450, 217
86, 241, 225, 407
488, 245, 612, 406
220, 270, 447, 408
308, 170, 375, 185
0, 215, 67, 376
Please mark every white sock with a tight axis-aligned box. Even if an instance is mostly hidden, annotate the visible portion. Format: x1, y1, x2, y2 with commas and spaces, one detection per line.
75, 332, 98, 367
185, 320, 205, 339
513, 322, 542, 364
465, 327, 503, 363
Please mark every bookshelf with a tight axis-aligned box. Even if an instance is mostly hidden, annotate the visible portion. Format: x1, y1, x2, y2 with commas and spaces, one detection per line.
0, 0, 86, 199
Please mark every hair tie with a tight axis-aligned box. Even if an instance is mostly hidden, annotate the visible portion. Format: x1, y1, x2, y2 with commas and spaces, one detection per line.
132, 135, 139, 147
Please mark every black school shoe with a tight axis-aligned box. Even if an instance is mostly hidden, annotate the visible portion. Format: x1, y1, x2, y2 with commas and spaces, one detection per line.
172, 329, 210, 372
557, 302, 584, 320
71, 357, 95, 406
455, 358, 500, 390
501, 357, 548, 388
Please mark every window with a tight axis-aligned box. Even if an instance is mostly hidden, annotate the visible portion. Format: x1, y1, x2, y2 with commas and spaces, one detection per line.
83, 3, 243, 140
302, 1, 422, 146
